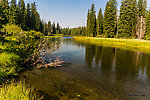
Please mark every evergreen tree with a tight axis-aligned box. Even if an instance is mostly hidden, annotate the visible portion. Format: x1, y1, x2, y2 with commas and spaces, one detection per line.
17, 0, 26, 29
1, 0, 9, 24
143, 0, 147, 17
25, 3, 31, 30
138, 0, 147, 17
86, 9, 90, 36
35, 12, 41, 31
0, 3, 4, 29
131, 0, 137, 37
118, 0, 133, 38
88, 4, 96, 37
103, 2, 110, 37
30, 2, 36, 30
30, 2, 41, 31
9, 0, 18, 24
109, 0, 117, 37
145, 9, 150, 39
20, 0, 26, 30
97, 8, 103, 36
103, 0, 117, 38
56, 22, 61, 34
52, 22, 56, 34
47, 21, 51, 34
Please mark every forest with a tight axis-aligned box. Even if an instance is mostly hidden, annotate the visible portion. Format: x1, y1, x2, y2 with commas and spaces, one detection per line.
0, 0, 61, 35
1, 0, 150, 39
1, 0, 150, 99
62, 0, 150, 40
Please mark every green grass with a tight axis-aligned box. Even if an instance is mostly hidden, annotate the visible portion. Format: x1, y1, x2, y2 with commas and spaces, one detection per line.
45, 35, 63, 38
0, 81, 42, 100
0, 52, 20, 79
74, 36, 150, 53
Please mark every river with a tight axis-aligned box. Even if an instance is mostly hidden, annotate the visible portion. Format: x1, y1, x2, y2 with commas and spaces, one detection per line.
21, 37, 150, 100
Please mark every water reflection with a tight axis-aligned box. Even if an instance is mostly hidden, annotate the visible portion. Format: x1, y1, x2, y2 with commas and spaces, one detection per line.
21, 38, 150, 99
82, 41, 150, 82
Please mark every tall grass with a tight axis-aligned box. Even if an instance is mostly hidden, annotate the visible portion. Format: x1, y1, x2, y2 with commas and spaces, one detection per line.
74, 36, 150, 53
0, 81, 42, 100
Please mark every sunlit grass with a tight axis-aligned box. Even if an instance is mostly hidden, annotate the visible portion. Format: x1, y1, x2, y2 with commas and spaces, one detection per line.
0, 81, 42, 100
45, 35, 63, 38
0, 52, 19, 78
74, 36, 150, 53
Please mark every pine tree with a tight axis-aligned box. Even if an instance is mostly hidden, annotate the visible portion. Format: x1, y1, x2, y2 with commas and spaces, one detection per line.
88, 4, 96, 37
97, 8, 103, 36
131, 0, 138, 37
138, 0, 147, 18
86, 9, 90, 36
103, 1, 110, 37
47, 21, 51, 34
118, 0, 133, 38
145, 9, 150, 39
9, 0, 18, 24
30, 2, 41, 31
20, 0, 26, 30
56, 22, 60, 34
143, 0, 147, 17
0, 2, 4, 29
25, 3, 31, 31
52, 22, 56, 34
1, 0, 9, 24
35, 12, 41, 31
103, 0, 117, 38
30, 2, 36, 30
109, 0, 117, 37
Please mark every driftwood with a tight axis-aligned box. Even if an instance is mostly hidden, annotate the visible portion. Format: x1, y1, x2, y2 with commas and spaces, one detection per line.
36, 61, 64, 69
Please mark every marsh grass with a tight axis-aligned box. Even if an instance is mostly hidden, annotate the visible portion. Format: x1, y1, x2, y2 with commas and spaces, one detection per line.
74, 37, 150, 53
0, 80, 42, 100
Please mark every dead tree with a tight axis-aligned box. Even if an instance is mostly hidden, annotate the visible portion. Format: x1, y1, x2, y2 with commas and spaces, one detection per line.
136, 16, 146, 39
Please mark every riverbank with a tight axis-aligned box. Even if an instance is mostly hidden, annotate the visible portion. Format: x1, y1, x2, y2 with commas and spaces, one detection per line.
74, 36, 150, 53
0, 25, 59, 99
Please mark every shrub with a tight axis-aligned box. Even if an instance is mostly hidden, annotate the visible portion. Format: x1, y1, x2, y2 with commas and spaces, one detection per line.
0, 52, 19, 78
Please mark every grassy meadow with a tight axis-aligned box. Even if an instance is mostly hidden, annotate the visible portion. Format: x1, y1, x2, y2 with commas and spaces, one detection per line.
74, 36, 150, 53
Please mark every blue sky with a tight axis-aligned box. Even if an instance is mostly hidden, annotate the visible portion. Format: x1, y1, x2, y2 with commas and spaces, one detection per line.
9, 0, 150, 28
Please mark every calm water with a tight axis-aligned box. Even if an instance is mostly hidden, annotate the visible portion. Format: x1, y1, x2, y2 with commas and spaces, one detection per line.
21, 38, 150, 100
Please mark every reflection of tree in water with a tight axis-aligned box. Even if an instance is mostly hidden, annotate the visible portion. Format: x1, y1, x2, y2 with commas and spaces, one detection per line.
95, 46, 102, 67
85, 44, 95, 67
115, 49, 139, 81
144, 54, 150, 80
85, 45, 115, 72
100, 47, 115, 76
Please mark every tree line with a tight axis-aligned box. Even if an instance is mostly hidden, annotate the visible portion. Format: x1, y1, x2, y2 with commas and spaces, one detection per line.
62, 0, 150, 39
0, 0, 61, 35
